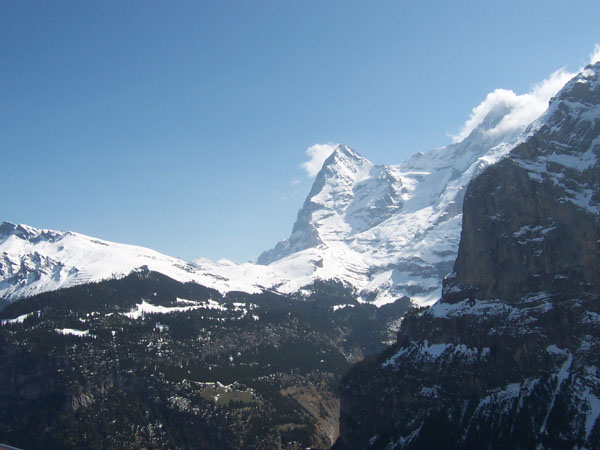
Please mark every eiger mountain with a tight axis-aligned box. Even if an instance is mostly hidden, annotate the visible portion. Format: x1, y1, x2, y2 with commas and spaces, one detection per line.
335, 62, 600, 449
259, 109, 525, 305
2, 84, 532, 308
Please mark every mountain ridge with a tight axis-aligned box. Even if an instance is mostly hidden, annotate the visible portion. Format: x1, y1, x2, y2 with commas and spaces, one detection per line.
0, 220, 270, 306
257, 95, 537, 305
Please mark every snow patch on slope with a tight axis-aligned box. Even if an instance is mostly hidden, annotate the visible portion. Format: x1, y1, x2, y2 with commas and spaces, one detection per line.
123, 300, 207, 319
55, 328, 91, 337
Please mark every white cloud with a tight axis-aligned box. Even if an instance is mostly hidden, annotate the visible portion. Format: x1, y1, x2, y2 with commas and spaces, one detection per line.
301, 143, 338, 177
451, 68, 575, 143
590, 44, 600, 65
451, 89, 517, 143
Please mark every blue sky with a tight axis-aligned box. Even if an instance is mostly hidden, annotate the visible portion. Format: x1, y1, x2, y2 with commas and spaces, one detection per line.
2, 1, 599, 262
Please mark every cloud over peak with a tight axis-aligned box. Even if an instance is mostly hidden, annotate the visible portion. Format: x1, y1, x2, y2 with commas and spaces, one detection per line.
451, 68, 575, 143
301, 143, 339, 177
590, 44, 600, 65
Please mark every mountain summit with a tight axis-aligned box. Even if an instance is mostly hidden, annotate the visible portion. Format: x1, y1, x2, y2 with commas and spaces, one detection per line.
258, 144, 376, 264
258, 95, 537, 305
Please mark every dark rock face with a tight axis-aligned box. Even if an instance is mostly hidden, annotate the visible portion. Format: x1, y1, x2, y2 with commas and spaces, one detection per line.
445, 155, 600, 303
447, 62, 600, 303
335, 63, 600, 450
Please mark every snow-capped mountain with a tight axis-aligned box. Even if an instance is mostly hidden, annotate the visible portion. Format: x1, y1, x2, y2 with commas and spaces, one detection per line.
257, 103, 532, 306
0, 221, 276, 306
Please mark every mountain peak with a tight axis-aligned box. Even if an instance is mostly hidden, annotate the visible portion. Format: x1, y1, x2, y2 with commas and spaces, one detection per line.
0, 221, 59, 242
258, 96, 534, 300
330, 143, 360, 159
0, 221, 17, 236
559, 61, 600, 98
443, 62, 600, 304
511, 61, 600, 179
317, 144, 371, 176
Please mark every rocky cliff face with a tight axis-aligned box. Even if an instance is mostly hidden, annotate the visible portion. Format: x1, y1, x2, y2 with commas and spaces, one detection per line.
447, 62, 600, 303
335, 62, 600, 450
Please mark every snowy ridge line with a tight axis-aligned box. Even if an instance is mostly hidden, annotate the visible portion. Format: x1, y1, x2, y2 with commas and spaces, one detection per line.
0, 221, 278, 304
383, 340, 489, 369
